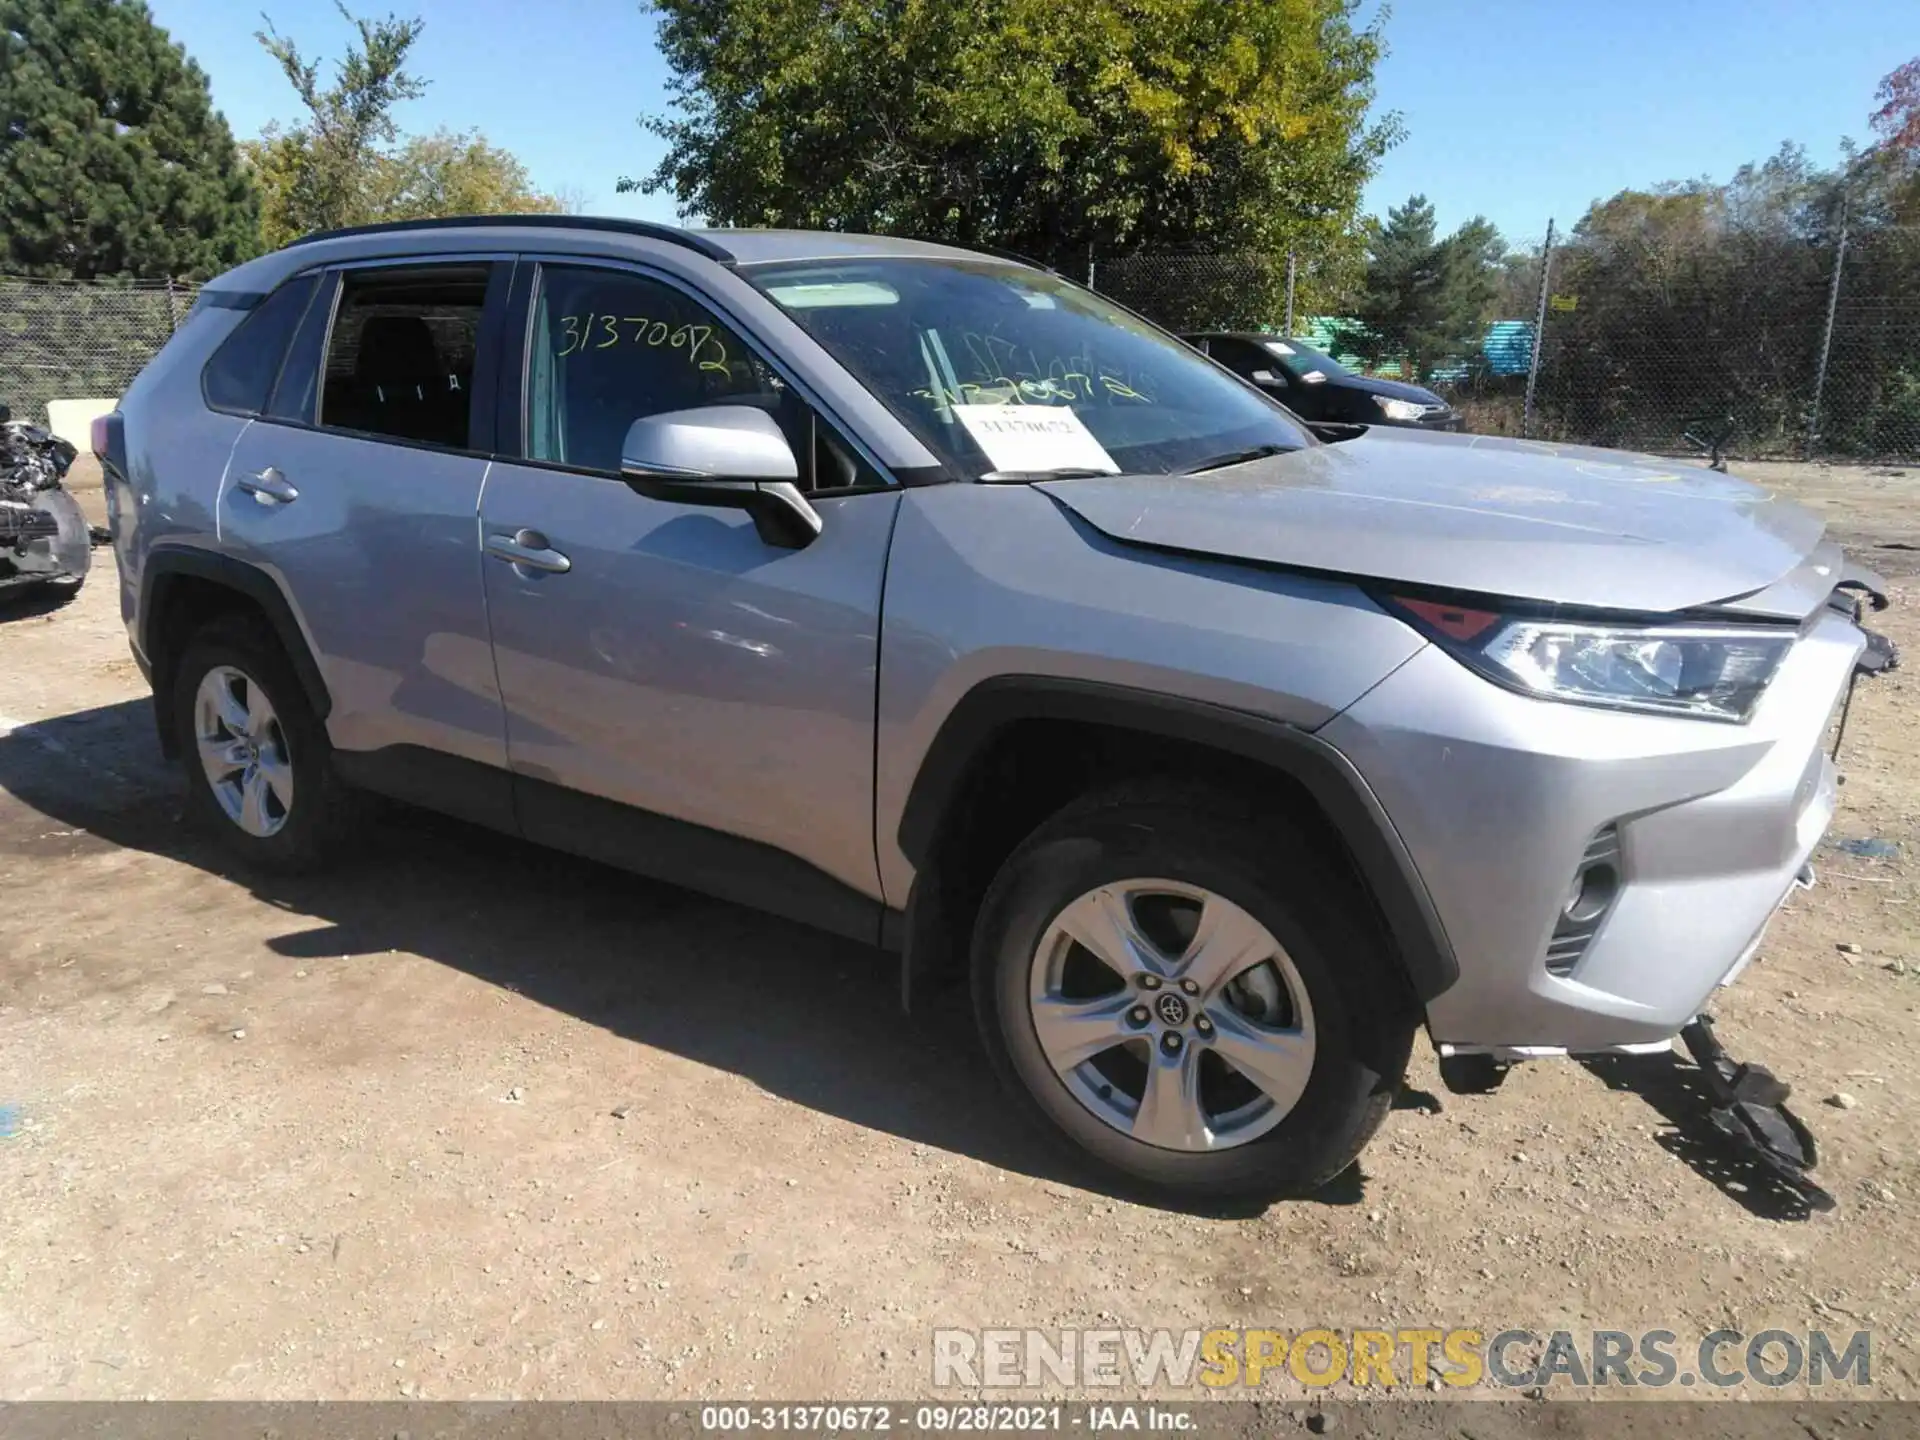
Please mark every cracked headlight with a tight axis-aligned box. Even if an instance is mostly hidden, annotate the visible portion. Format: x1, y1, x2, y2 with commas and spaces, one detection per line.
1385, 596, 1794, 722
1371, 395, 1426, 422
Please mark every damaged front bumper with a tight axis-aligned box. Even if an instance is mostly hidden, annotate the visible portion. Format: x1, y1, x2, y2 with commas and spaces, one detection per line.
1680, 1013, 1834, 1212
1427, 570, 1900, 1207
0, 487, 90, 591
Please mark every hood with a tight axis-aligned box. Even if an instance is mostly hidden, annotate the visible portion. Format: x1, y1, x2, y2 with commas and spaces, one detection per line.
1036, 427, 1832, 618
1339, 372, 1448, 407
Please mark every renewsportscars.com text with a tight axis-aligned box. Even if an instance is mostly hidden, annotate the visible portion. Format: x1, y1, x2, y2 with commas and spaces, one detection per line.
932, 1327, 1872, 1391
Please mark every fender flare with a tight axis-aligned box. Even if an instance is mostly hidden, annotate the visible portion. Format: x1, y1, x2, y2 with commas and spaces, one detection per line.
140, 546, 332, 752
895, 676, 1459, 1004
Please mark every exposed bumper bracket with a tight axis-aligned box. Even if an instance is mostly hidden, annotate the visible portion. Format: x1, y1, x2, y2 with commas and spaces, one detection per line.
1855, 628, 1899, 677
1679, 1013, 1834, 1213
1833, 626, 1898, 762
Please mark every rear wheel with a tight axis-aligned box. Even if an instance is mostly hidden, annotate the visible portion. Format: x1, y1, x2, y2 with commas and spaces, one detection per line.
973, 783, 1417, 1200
171, 615, 353, 872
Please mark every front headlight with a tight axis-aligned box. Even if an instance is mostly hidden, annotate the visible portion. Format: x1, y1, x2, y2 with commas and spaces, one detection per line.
1386, 596, 1794, 722
1372, 395, 1426, 422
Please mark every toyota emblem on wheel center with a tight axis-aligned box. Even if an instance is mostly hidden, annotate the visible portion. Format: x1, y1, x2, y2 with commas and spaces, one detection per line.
1155, 992, 1190, 1027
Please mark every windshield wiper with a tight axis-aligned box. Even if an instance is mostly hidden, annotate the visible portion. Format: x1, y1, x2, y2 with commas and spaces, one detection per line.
1179, 443, 1291, 475
979, 467, 1116, 483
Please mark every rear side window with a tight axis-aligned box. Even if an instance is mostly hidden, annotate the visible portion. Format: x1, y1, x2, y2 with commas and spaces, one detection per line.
201, 274, 318, 415
318, 264, 488, 450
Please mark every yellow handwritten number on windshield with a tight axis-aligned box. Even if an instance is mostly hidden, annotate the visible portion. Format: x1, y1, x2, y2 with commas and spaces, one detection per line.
554, 313, 731, 374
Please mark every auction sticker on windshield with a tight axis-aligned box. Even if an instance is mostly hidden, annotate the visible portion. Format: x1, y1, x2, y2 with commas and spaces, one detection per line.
953, 403, 1120, 475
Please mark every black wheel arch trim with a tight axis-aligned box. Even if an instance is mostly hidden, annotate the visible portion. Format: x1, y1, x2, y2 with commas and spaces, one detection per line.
895, 675, 1459, 1005
140, 546, 332, 755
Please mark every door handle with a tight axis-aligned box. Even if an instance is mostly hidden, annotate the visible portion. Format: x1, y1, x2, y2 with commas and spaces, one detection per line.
236, 466, 299, 505
485, 529, 572, 574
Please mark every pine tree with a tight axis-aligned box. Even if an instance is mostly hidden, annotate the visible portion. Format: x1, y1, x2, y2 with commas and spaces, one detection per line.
1339, 196, 1503, 381
0, 0, 260, 278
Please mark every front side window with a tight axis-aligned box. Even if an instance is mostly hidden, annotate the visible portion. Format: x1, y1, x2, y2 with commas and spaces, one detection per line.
747, 258, 1314, 479
318, 264, 487, 449
526, 265, 783, 474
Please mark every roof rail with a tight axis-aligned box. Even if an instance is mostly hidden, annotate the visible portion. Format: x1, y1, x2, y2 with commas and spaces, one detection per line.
920, 238, 1057, 275
282, 214, 735, 264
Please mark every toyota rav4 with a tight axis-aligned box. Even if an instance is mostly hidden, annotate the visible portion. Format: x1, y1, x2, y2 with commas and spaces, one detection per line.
99, 217, 1893, 1200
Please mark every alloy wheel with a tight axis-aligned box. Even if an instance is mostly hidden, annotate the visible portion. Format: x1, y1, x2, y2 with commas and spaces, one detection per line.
1027, 879, 1316, 1151
193, 665, 294, 838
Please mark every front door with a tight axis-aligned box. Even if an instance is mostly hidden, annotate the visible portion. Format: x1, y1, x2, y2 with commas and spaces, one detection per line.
218, 259, 514, 824
476, 259, 898, 936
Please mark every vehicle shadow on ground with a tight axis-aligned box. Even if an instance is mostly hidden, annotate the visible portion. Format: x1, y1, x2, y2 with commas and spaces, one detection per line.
0, 698, 1374, 1217
0, 584, 83, 623
1580, 1054, 1826, 1221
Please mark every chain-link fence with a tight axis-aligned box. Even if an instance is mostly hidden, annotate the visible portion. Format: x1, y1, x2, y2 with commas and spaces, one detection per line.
1090, 252, 1306, 335
4, 232, 1917, 464
1095, 226, 1920, 464
0, 275, 200, 425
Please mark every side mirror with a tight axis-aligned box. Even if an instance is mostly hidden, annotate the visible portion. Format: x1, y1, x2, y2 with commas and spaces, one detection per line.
619, 405, 822, 549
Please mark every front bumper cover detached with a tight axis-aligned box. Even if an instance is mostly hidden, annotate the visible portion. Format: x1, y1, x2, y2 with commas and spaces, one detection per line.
1664, 578, 1895, 1216
1680, 1013, 1833, 1213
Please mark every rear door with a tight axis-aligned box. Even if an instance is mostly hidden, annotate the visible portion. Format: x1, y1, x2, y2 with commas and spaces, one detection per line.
217, 258, 515, 826
474, 256, 899, 936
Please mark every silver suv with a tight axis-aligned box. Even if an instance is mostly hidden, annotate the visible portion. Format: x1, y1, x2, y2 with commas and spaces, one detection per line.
101, 218, 1891, 1200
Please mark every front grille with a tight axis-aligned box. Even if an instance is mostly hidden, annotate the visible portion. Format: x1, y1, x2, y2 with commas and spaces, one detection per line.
1544, 824, 1621, 979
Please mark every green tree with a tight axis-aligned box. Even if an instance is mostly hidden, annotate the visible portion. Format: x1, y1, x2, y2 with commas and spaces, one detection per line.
0, 0, 258, 278
627, 0, 1398, 285
248, 7, 567, 247
1338, 195, 1502, 380
367, 129, 568, 224
252, 2, 426, 242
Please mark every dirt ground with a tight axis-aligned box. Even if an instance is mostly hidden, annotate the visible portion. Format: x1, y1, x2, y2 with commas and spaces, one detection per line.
2, 459, 1918, 1404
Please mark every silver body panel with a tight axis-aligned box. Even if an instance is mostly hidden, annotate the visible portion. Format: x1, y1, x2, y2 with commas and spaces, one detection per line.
1322, 607, 1861, 1047
115, 219, 1878, 1064
110, 306, 251, 648
1039, 428, 1826, 614
219, 423, 506, 767
478, 463, 896, 898
872, 483, 1427, 905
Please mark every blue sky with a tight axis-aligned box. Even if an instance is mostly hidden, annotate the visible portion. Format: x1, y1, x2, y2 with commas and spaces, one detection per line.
151, 0, 1911, 245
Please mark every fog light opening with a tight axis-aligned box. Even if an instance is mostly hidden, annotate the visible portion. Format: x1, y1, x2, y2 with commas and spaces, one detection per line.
1544, 824, 1623, 980
1563, 862, 1618, 925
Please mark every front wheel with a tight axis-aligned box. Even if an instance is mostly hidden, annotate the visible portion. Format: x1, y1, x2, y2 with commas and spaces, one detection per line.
972, 784, 1417, 1201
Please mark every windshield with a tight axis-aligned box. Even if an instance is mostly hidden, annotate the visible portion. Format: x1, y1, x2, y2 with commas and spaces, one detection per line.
747, 257, 1312, 479
1261, 337, 1349, 379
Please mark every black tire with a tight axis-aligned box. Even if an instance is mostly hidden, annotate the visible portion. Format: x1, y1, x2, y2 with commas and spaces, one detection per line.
972, 781, 1418, 1201
171, 612, 354, 873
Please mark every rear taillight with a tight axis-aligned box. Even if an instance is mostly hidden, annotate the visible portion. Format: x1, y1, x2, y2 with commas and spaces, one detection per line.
91, 410, 129, 488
